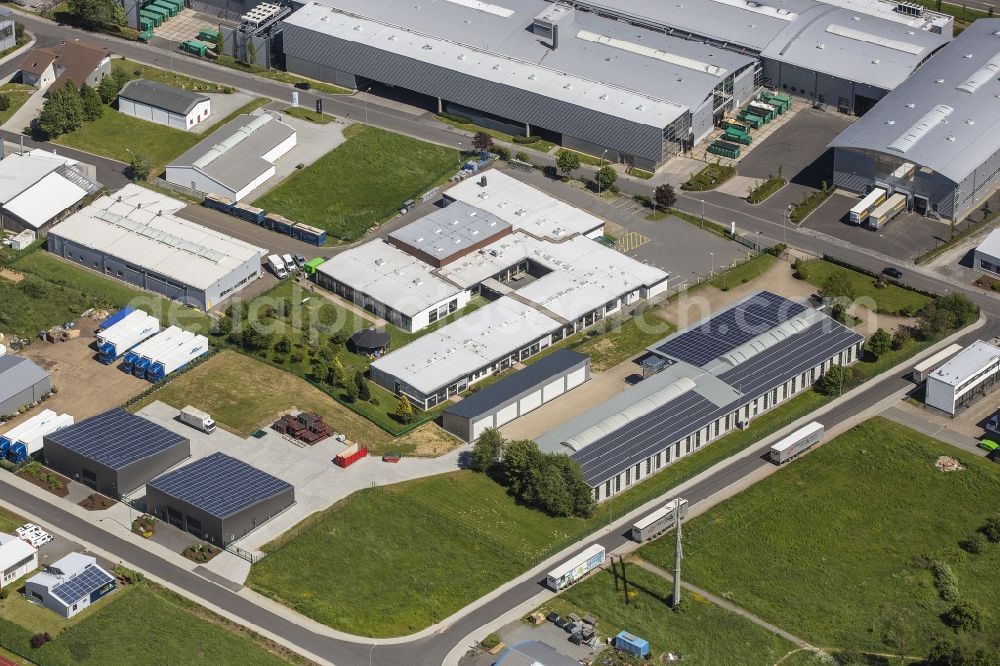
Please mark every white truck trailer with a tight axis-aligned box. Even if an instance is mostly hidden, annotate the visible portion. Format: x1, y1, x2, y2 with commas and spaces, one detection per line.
0, 409, 56, 454
849, 188, 887, 225
630, 498, 689, 542
912, 344, 963, 383
8, 413, 74, 463
769, 421, 824, 464
97, 312, 159, 364
137, 330, 195, 378
122, 326, 182, 374
147, 335, 209, 382
179, 406, 216, 433
546, 544, 606, 590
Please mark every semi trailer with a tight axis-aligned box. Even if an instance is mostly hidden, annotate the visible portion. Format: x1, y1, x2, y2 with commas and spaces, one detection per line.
769, 421, 824, 464
8, 413, 74, 463
134, 330, 194, 378
0, 409, 56, 457
122, 326, 182, 374
146, 335, 209, 382
546, 544, 605, 590
96, 312, 159, 364
630, 498, 689, 542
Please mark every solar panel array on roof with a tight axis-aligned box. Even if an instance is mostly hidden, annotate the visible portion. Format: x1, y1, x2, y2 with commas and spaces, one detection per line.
654, 292, 807, 367
147, 452, 292, 519
46, 409, 186, 470
50, 565, 113, 605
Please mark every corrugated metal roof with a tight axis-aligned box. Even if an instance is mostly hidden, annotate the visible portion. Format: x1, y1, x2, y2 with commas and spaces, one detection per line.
4, 171, 89, 229
444, 349, 588, 418
0, 355, 49, 404
118, 80, 209, 115
829, 20, 1000, 184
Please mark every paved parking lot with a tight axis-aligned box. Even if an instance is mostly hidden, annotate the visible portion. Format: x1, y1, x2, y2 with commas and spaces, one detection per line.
459, 618, 606, 666
802, 191, 957, 260
174, 203, 322, 257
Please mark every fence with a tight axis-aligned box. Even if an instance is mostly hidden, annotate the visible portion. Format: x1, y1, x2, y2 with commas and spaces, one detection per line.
226, 542, 265, 564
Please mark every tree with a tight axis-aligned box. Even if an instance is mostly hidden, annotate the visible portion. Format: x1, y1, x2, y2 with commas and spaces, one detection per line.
215, 31, 225, 55
127, 152, 153, 181
343, 379, 359, 403
502, 439, 544, 497
868, 328, 892, 358
354, 370, 371, 401
548, 454, 595, 518
67, 0, 124, 28
943, 601, 984, 633
815, 365, 857, 396
274, 335, 292, 355
962, 531, 989, 554
14, 22, 23, 43
471, 131, 493, 153
819, 270, 856, 303
98, 74, 121, 105
330, 355, 348, 388
395, 394, 414, 423
246, 38, 257, 67
472, 427, 505, 474
830, 303, 847, 324
879, 605, 913, 665
891, 327, 911, 351
555, 150, 580, 179
654, 183, 677, 210
596, 165, 617, 192
980, 515, 1000, 543
0, 94, 9, 112
37, 82, 84, 138
79, 82, 103, 121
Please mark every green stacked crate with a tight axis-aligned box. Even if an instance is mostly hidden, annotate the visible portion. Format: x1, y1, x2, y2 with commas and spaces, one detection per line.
138, 29, 154, 41
724, 128, 752, 145
139, 10, 162, 26
198, 28, 219, 42
738, 112, 763, 129
708, 141, 740, 159
181, 40, 208, 56
151, 1, 177, 16
144, 5, 168, 22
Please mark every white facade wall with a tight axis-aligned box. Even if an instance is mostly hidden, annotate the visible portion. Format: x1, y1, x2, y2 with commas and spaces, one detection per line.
232, 166, 278, 201
590, 341, 864, 503
0, 548, 36, 589
25, 581, 92, 618
925, 375, 958, 415
118, 98, 212, 130
407, 290, 473, 332
261, 132, 297, 163
203, 252, 263, 310
925, 354, 1000, 415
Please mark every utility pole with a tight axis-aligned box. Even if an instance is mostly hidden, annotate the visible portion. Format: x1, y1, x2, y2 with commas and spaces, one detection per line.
671, 500, 683, 608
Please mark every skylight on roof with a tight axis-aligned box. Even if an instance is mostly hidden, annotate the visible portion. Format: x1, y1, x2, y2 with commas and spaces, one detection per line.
576, 30, 726, 76
887, 104, 953, 153
956, 50, 1000, 94
440, 0, 514, 18
825, 24, 924, 55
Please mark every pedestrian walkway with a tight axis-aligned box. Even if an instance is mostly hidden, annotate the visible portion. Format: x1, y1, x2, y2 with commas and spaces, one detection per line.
882, 404, 987, 457
2, 87, 44, 133
630, 557, 819, 652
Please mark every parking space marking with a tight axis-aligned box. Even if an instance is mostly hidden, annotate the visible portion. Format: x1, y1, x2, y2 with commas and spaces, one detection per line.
616, 231, 649, 253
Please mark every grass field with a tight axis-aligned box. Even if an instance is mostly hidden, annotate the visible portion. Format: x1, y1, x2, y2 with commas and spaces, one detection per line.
638, 417, 1000, 655
0, 248, 213, 338
114, 58, 233, 93
215, 56, 353, 94
0, 83, 35, 127
0, 506, 24, 533
253, 125, 461, 241
282, 107, 335, 124
540, 565, 796, 664
434, 114, 556, 153
711, 254, 776, 290
54, 98, 268, 173
799, 260, 932, 315
0, 583, 299, 665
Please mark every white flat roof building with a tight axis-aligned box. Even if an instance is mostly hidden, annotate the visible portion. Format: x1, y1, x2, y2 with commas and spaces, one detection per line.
370, 296, 559, 400
0, 532, 37, 589
47, 184, 266, 310
0, 152, 98, 232
444, 170, 605, 240
925, 339, 1000, 415
974, 228, 1000, 277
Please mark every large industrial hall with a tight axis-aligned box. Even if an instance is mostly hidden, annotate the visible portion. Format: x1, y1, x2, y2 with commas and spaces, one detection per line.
537, 291, 865, 501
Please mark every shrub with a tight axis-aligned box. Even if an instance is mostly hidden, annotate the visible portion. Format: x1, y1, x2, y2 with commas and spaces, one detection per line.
961, 532, 989, 554
514, 151, 530, 163
746, 176, 786, 204
31, 633, 52, 648
438, 111, 472, 124
0, 94, 9, 112
943, 601, 984, 633
681, 163, 736, 191
511, 134, 541, 144
980, 515, 1000, 543
766, 243, 787, 257
492, 144, 510, 161
931, 560, 960, 602
481, 633, 501, 649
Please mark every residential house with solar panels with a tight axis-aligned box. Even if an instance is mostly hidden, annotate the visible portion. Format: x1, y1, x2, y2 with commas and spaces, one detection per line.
830, 20, 1000, 221
43, 409, 190, 499
25, 553, 115, 618
536, 292, 864, 502
145, 453, 294, 546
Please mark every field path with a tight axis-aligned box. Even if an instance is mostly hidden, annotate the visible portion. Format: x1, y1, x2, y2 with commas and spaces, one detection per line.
630, 557, 820, 653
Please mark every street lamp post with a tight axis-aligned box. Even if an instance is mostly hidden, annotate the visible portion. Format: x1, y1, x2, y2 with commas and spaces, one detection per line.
709, 252, 714, 278
363, 87, 372, 124
782, 204, 792, 244
701, 199, 705, 228
369, 642, 376, 666
598, 149, 608, 194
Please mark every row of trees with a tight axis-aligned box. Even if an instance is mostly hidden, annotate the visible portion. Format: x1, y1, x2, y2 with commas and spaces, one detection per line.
473, 428, 595, 518
37, 81, 103, 138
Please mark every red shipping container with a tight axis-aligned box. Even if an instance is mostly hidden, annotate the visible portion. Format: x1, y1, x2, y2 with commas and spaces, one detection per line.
334, 444, 368, 468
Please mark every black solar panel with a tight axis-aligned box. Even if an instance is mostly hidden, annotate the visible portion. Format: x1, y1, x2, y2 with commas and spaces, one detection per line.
655, 292, 807, 367
51, 565, 114, 605
147, 452, 293, 519
575, 320, 864, 484
46, 409, 186, 470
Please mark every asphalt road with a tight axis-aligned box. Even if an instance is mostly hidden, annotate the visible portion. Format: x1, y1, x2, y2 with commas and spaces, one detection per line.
4, 11, 1000, 666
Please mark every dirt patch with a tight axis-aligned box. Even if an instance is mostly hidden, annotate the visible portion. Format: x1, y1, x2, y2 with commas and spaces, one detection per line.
395, 422, 463, 457
17, 464, 71, 498
6, 317, 149, 427
79, 493, 116, 511
850, 307, 916, 338
0, 268, 24, 282
182, 544, 221, 564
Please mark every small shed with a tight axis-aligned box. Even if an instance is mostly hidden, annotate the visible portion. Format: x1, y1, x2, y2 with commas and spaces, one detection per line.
442, 350, 589, 442
615, 631, 650, 658
117, 79, 211, 131
349, 328, 390, 356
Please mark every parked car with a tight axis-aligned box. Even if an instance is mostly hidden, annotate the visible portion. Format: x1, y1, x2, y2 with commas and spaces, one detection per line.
294, 81, 311, 90
883, 267, 903, 279
294, 253, 306, 268
282, 254, 297, 272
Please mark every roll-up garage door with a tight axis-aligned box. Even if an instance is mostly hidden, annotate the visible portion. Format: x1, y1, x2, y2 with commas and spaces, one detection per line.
472, 416, 493, 440
519, 390, 542, 414
495, 403, 519, 427
542, 378, 565, 401
566, 367, 587, 389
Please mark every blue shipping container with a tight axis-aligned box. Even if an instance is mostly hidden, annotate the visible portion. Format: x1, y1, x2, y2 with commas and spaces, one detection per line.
291, 222, 327, 246
615, 632, 650, 658
266, 213, 295, 235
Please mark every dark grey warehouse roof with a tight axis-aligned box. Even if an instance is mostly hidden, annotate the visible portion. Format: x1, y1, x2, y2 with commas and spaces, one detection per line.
445, 349, 588, 420
118, 80, 209, 115
147, 452, 292, 519
0, 355, 49, 404
45, 408, 187, 470
829, 20, 1000, 185
537, 292, 863, 485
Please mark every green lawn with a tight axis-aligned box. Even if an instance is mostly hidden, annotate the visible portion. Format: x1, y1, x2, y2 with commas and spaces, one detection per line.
114, 58, 233, 93
799, 260, 932, 315
0, 248, 213, 338
215, 56, 353, 94
54, 98, 268, 174
0, 583, 299, 665
0, 83, 35, 127
282, 107, 335, 124
638, 417, 1000, 655
0, 506, 24, 533
710, 253, 775, 290
253, 125, 461, 241
435, 113, 556, 153
539, 565, 796, 664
